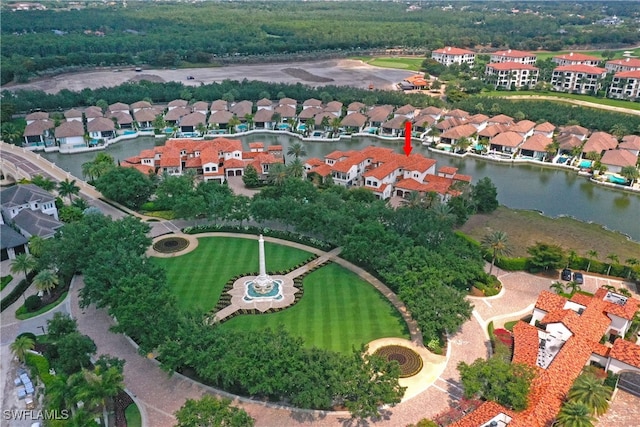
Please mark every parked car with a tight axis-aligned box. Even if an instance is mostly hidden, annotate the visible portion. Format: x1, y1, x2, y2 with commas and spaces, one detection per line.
573, 272, 584, 284
561, 268, 572, 281
186, 75, 195, 80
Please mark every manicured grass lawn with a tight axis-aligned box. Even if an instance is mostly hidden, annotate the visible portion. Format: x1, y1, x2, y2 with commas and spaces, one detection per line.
534, 47, 640, 62
15, 292, 68, 320
125, 403, 142, 427
1, 275, 13, 291
152, 237, 312, 312
353, 56, 424, 71
459, 206, 640, 261
220, 263, 409, 354
480, 90, 640, 110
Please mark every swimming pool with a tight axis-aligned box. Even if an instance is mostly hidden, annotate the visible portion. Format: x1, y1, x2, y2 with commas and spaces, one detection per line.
579, 159, 592, 168
608, 175, 627, 184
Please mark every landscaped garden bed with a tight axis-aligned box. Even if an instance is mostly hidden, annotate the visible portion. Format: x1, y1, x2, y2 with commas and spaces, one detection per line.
152, 236, 190, 253
373, 345, 423, 378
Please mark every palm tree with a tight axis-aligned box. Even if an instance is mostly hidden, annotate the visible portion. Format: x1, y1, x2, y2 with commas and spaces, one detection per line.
286, 142, 307, 161
46, 377, 78, 415
287, 159, 304, 178
550, 281, 565, 294
268, 163, 288, 186
244, 113, 254, 131
566, 280, 582, 295
71, 197, 90, 211
620, 165, 639, 186
432, 203, 454, 223
10, 253, 36, 280
586, 250, 598, 273
75, 366, 124, 427
33, 269, 59, 296
228, 115, 241, 134
330, 117, 342, 137
304, 118, 315, 136
555, 401, 596, 427
406, 191, 424, 208
28, 236, 46, 258
567, 373, 612, 416
567, 250, 578, 268
58, 178, 80, 204
31, 174, 57, 191
609, 124, 628, 141
606, 253, 619, 276
456, 136, 471, 154
481, 230, 511, 275
272, 112, 282, 127
10, 336, 35, 363
196, 122, 207, 137
625, 258, 639, 279
1, 122, 23, 145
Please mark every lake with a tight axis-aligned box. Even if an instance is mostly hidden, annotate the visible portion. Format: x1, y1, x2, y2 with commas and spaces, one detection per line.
42, 134, 640, 241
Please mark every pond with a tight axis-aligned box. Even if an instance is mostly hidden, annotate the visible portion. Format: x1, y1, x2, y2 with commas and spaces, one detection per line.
42, 134, 640, 241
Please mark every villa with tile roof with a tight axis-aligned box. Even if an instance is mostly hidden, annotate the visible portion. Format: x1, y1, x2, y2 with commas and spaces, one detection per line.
490, 49, 537, 65
607, 70, 640, 101
452, 287, 640, 427
551, 65, 608, 94
552, 52, 601, 67
122, 138, 283, 182
605, 57, 640, 73
304, 146, 470, 201
431, 46, 475, 66
484, 63, 539, 90
600, 149, 639, 174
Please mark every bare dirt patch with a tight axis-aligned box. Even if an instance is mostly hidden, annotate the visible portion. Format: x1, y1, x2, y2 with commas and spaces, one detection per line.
459, 206, 640, 260
128, 74, 165, 83
281, 68, 334, 83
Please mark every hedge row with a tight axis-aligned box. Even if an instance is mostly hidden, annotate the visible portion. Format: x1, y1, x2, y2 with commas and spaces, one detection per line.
0, 270, 37, 313
183, 224, 336, 250
25, 352, 56, 388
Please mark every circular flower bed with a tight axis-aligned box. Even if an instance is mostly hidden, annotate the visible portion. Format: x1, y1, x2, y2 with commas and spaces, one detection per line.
374, 345, 423, 378
153, 236, 190, 253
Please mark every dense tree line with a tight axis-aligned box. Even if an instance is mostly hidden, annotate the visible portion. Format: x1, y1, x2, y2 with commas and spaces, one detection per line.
2, 1, 639, 84
1, 79, 442, 117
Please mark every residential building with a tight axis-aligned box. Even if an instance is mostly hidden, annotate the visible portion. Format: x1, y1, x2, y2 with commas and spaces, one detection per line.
54, 120, 85, 149
608, 70, 640, 101
23, 119, 54, 148
87, 117, 115, 142
619, 135, 640, 156
122, 138, 282, 183
605, 57, 640, 73
600, 149, 639, 174
552, 52, 601, 67
431, 47, 475, 66
582, 132, 618, 157
453, 288, 640, 427
489, 131, 524, 155
490, 49, 537, 65
519, 134, 552, 160
304, 146, 469, 202
0, 184, 62, 240
484, 62, 539, 89
551, 65, 607, 94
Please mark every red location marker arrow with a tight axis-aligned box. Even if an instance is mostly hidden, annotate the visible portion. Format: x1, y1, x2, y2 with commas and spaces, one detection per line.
404, 121, 412, 156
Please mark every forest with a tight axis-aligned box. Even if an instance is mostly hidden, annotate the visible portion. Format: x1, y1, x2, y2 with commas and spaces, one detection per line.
2, 1, 640, 85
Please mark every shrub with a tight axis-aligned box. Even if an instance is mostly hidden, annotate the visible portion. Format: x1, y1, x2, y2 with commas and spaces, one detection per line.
140, 201, 157, 211
495, 257, 528, 271
17, 332, 37, 342
25, 353, 56, 388
24, 295, 42, 312
0, 270, 37, 312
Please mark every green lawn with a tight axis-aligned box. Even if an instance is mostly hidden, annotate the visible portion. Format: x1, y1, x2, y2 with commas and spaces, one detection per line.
480, 90, 640, 110
534, 47, 640, 62
124, 403, 142, 427
353, 56, 424, 71
220, 263, 409, 353
152, 237, 313, 312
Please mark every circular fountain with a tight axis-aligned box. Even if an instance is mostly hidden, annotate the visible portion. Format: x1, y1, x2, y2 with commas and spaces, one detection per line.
243, 235, 284, 302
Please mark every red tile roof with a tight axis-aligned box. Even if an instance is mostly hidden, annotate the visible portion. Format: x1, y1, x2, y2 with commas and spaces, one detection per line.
520, 134, 552, 152
610, 338, 640, 369
487, 62, 538, 71
614, 70, 640, 79
583, 131, 618, 154
554, 52, 600, 62
363, 160, 400, 180
554, 64, 607, 75
450, 401, 513, 427
601, 149, 638, 168
607, 58, 640, 68
535, 290, 567, 313
491, 131, 523, 148
534, 122, 556, 133
493, 49, 535, 59
433, 46, 475, 55
512, 321, 540, 366
438, 166, 458, 175
308, 164, 332, 177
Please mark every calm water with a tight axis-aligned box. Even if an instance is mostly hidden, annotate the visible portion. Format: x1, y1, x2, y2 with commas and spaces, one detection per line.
42, 134, 640, 241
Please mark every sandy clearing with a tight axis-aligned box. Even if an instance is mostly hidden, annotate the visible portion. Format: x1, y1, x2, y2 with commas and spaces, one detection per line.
2, 59, 420, 94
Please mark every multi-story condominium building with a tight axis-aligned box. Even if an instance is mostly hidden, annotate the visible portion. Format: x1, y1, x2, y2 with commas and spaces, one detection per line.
490, 49, 537, 65
551, 65, 607, 94
605, 57, 640, 73
608, 70, 640, 101
484, 62, 539, 89
431, 46, 475, 66
552, 52, 601, 67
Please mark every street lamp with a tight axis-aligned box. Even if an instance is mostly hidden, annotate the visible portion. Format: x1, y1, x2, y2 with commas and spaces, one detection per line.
37, 325, 45, 335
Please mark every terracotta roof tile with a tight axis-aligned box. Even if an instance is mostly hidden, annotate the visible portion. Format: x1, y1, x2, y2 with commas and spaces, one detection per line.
610, 338, 640, 368
535, 291, 567, 313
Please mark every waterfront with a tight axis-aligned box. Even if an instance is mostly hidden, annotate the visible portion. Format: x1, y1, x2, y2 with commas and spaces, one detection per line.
42, 134, 640, 241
